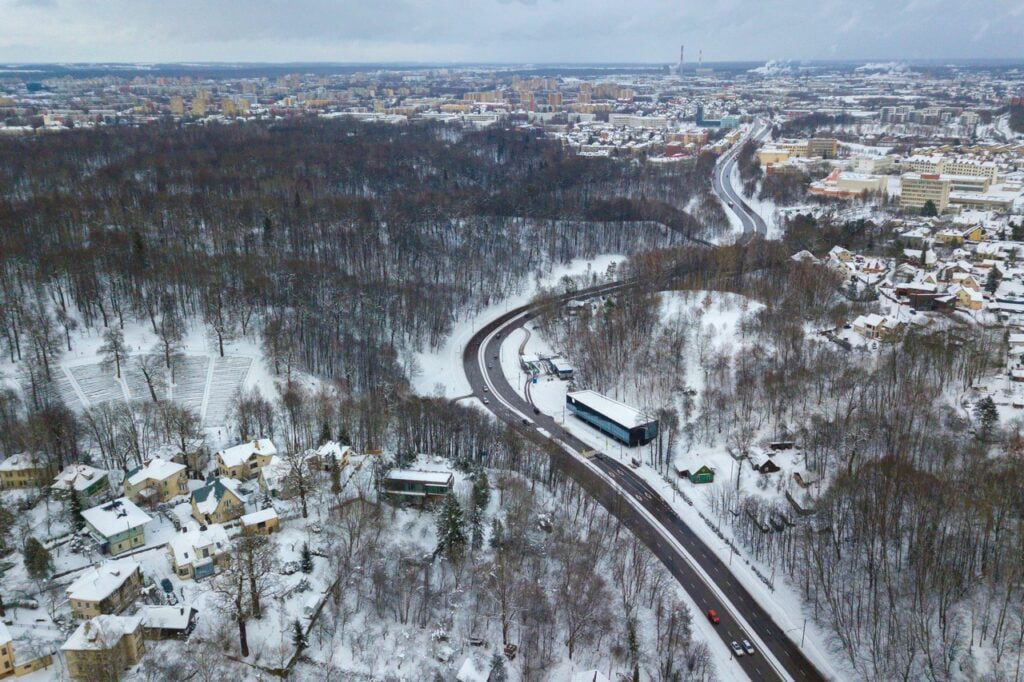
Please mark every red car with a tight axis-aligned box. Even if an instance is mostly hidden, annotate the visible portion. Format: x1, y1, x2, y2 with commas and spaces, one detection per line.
707, 609, 720, 625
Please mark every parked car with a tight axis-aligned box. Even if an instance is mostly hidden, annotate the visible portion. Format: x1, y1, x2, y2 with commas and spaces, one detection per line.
706, 609, 720, 625
160, 578, 174, 594
483, 398, 490, 405
730, 641, 744, 657
533, 407, 540, 415
282, 561, 300, 575
742, 639, 755, 655
630, 457, 641, 469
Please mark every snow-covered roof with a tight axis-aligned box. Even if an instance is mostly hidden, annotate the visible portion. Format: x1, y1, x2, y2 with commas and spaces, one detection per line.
169, 523, 229, 567
139, 605, 195, 631
66, 559, 139, 603
240, 508, 278, 526
550, 357, 574, 372
191, 478, 242, 516
384, 469, 454, 485
126, 457, 185, 487
314, 441, 351, 463
216, 439, 277, 468
0, 622, 10, 646
567, 390, 652, 428
52, 464, 108, 493
82, 498, 152, 537
62, 615, 141, 651
0, 452, 43, 472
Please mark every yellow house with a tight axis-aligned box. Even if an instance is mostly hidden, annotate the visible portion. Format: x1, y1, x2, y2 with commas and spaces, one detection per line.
240, 508, 280, 536
0, 454, 52, 490
0, 624, 54, 679
215, 439, 277, 481
190, 478, 245, 525
62, 616, 145, 681
168, 524, 231, 580
951, 285, 984, 310
960, 224, 984, 242
124, 457, 188, 505
66, 560, 142, 620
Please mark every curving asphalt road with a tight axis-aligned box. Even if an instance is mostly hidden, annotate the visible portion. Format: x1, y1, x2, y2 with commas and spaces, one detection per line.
714, 122, 771, 240
462, 281, 828, 682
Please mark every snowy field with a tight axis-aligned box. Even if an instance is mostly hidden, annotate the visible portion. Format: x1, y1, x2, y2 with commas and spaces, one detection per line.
57, 353, 250, 427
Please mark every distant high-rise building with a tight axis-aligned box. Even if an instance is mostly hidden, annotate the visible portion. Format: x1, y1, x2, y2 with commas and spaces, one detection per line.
169, 96, 185, 116
677, 45, 685, 76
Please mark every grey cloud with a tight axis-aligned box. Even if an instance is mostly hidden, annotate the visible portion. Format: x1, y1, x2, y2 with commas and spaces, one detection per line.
0, 0, 1022, 62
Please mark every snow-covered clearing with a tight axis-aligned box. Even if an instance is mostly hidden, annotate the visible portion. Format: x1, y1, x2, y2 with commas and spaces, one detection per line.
411, 254, 625, 400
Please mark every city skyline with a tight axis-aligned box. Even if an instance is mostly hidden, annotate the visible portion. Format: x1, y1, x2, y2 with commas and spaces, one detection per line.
2, 0, 1022, 64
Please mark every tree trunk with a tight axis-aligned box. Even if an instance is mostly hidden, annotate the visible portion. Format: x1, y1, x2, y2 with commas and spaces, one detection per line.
238, 615, 249, 657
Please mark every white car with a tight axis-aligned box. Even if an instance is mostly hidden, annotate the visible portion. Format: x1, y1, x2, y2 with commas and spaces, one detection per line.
730, 641, 744, 657
742, 639, 755, 655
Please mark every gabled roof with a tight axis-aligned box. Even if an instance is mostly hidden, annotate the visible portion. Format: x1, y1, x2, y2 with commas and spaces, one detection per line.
191, 478, 242, 516
216, 439, 277, 468
52, 464, 108, 493
126, 457, 186, 487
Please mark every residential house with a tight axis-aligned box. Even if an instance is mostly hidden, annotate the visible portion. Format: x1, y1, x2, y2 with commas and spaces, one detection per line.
81, 498, 152, 557
168, 524, 230, 580
124, 457, 188, 506
190, 478, 245, 525
51, 464, 110, 500
240, 508, 280, 536
0, 454, 52, 490
0, 624, 54, 679
66, 559, 142, 619
382, 470, 454, 502
950, 284, 985, 311
257, 456, 293, 499
62, 615, 145, 681
687, 465, 715, 484
139, 606, 198, 641
852, 314, 905, 342
306, 441, 352, 472
214, 439, 277, 481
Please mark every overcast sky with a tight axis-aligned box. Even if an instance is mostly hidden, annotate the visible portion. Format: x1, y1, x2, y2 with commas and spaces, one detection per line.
2, 0, 1023, 64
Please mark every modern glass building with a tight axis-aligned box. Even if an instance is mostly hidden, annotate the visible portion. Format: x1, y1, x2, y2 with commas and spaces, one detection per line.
566, 390, 658, 447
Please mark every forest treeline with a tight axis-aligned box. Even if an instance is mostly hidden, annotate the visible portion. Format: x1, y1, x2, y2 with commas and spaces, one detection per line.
0, 118, 724, 428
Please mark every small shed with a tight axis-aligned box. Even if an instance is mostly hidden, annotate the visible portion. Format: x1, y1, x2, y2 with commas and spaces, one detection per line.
756, 459, 781, 475
240, 508, 280, 536
688, 465, 715, 484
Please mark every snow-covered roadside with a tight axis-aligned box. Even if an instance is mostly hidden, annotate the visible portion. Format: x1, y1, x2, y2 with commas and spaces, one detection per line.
410, 254, 625, 399
500, 292, 854, 682
729, 161, 781, 239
